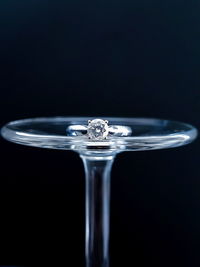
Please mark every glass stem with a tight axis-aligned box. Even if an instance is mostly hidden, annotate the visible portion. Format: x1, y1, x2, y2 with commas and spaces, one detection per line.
80, 154, 115, 267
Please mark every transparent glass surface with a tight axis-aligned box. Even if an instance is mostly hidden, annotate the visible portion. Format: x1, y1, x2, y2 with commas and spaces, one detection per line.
1, 117, 198, 154
1, 117, 198, 267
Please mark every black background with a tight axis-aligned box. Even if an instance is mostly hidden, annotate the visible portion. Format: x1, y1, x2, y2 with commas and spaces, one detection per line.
0, 0, 200, 266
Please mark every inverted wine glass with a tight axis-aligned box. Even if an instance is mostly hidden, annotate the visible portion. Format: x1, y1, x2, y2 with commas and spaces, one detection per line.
1, 117, 198, 267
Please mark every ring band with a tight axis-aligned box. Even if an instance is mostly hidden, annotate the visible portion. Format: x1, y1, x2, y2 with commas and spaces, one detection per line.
66, 119, 132, 140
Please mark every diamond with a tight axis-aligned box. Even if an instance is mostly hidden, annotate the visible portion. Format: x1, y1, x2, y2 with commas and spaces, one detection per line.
87, 119, 109, 140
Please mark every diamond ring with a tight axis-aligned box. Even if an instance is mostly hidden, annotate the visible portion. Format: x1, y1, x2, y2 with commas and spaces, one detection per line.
66, 119, 132, 140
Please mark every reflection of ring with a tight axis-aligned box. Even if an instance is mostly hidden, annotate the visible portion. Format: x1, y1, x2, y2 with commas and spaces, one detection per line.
66, 119, 132, 140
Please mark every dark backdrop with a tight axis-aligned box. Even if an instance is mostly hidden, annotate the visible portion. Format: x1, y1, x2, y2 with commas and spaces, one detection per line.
0, 0, 199, 266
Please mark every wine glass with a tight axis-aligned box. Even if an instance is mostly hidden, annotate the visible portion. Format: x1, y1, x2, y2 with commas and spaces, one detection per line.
1, 117, 198, 267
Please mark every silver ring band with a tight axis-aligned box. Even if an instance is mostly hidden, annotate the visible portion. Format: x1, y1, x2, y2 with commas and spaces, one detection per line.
66, 119, 132, 140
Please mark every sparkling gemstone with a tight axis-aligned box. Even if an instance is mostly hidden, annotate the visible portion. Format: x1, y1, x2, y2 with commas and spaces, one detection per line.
87, 119, 109, 140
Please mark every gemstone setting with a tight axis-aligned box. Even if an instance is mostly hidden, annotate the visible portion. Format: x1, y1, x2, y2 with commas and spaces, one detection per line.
87, 119, 109, 140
